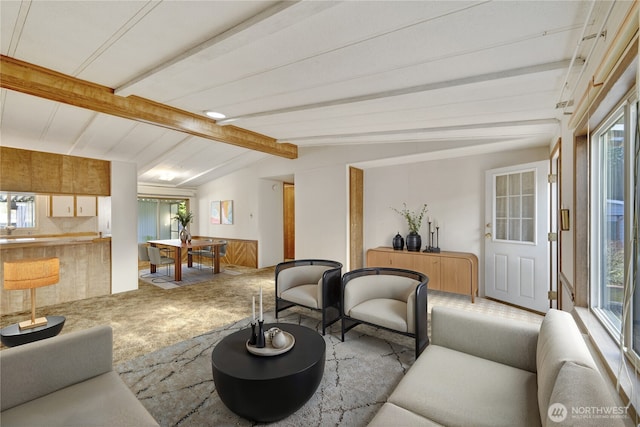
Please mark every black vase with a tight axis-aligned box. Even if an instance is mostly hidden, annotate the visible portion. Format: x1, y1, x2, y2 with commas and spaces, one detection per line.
406, 232, 422, 252
392, 232, 404, 250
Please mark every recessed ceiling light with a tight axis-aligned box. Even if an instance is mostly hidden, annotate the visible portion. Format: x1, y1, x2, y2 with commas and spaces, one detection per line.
205, 111, 226, 119
158, 172, 175, 182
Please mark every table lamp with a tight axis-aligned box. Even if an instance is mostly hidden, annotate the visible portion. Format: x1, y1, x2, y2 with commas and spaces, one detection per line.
3, 257, 60, 330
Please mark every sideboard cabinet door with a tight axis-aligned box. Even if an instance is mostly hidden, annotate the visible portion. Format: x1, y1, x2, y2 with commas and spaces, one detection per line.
366, 247, 477, 302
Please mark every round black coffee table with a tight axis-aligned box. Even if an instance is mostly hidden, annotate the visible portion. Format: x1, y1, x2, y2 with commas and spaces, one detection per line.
0, 315, 65, 347
211, 323, 325, 422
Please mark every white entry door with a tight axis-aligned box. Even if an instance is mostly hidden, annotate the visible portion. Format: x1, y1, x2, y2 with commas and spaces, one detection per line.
485, 160, 549, 313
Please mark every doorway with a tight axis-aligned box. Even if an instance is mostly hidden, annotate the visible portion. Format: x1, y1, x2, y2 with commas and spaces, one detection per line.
283, 183, 295, 260
484, 160, 550, 313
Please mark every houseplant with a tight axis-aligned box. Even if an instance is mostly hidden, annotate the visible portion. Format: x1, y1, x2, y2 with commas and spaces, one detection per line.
174, 202, 194, 242
392, 203, 428, 251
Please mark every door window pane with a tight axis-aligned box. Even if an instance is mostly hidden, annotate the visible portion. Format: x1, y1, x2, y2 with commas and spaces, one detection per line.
494, 170, 535, 243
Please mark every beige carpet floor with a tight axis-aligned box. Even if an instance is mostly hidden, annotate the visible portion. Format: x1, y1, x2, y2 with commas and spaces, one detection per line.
1, 265, 275, 364
1, 264, 542, 365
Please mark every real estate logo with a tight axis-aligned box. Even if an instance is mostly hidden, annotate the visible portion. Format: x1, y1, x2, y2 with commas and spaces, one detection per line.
548, 402, 628, 423
548, 403, 568, 423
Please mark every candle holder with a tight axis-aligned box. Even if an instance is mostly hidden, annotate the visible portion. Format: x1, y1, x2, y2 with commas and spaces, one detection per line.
249, 321, 257, 345
255, 320, 266, 348
433, 227, 441, 252
423, 226, 441, 253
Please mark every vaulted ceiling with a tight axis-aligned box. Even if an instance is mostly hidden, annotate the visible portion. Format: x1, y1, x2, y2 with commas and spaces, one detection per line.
0, 1, 627, 188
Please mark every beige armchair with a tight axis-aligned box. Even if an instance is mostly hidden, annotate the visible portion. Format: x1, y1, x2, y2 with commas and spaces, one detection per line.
275, 259, 343, 335
341, 267, 429, 358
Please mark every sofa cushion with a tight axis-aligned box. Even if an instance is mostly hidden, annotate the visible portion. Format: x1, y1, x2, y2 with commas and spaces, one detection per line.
349, 298, 408, 332
281, 284, 319, 309
544, 361, 626, 427
431, 306, 539, 373
536, 310, 596, 423
1, 325, 113, 411
0, 371, 159, 427
388, 345, 540, 427
368, 402, 444, 426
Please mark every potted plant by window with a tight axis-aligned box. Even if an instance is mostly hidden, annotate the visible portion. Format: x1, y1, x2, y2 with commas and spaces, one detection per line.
174, 202, 194, 243
392, 203, 428, 251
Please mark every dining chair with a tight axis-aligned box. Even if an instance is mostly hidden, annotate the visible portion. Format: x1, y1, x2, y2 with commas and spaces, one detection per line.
200, 240, 228, 272
147, 246, 174, 277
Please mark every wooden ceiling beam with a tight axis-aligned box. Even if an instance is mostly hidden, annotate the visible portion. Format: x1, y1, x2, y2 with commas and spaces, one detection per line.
0, 55, 297, 159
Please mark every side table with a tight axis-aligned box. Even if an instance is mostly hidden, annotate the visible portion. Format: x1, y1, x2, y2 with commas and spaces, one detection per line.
211, 323, 325, 422
0, 315, 66, 347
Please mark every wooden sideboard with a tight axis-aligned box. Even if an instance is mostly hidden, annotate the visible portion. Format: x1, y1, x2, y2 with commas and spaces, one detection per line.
366, 247, 478, 302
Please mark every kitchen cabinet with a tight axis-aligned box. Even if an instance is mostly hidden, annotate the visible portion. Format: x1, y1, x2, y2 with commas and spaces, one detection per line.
48, 195, 97, 217
76, 196, 97, 217
49, 195, 75, 217
366, 247, 478, 302
0, 147, 110, 196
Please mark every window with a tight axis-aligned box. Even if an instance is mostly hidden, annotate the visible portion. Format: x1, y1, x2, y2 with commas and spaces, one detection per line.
494, 170, 536, 243
591, 109, 626, 334
0, 193, 36, 230
137, 198, 185, 243
590, 92, 638, 359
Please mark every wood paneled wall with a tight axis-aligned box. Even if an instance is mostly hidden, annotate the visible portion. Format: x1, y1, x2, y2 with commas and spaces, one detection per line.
349, 167, 364, 269
283, 183, 295, 259
218, 238, 258, 268
139, 237, 259, 270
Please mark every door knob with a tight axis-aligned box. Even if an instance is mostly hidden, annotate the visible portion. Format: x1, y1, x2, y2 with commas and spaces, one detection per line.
485, 233, 492, 239
485, 223, 492, 228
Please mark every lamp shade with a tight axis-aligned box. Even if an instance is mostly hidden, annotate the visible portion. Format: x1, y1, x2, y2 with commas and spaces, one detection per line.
3, 258, 60, 290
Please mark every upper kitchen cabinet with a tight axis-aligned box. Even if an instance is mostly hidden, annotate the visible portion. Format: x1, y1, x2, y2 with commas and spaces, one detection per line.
49, 195, 75, 217
0, 147, 110, 196
76, 196, 97, 217
70, 157, 111, 196
48, 195, 97, 217
0, 148, 31, 192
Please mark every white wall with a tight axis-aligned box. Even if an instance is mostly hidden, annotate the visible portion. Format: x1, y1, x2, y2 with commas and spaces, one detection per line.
197, 168, 259, 240
295, 164, 349, 266
258, 179, 284, 267
197, 168, 286, 267
111, 161, 139, 293
195, 142, 550, 274
361, 146, 549, 295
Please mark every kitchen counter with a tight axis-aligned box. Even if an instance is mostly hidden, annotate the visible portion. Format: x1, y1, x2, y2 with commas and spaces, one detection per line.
0, 232, 111, 246
1, 235, 111, 316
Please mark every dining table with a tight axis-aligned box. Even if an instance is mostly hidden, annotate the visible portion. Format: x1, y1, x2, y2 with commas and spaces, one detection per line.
147, 239, 225, 281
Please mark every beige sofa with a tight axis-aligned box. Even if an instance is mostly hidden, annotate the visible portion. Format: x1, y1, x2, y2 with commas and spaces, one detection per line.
369, 306, 627, 427
0, 325, 159, 427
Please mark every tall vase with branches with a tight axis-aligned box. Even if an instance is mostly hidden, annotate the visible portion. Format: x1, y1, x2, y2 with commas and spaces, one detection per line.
391, 203, 428, 251
174, 202, 194, 243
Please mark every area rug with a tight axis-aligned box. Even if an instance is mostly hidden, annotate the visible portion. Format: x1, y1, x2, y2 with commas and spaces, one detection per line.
116, 310, 416, 427
139, 263, 254, 289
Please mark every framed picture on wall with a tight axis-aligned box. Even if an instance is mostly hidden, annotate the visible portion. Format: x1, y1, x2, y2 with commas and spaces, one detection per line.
210, 201, 221, 224
221, 200, 233, 224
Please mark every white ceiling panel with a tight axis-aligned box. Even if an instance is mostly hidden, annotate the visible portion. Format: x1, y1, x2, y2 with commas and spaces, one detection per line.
0, 0, 634, 188
5, 1, 147, 76
80, 1, 279, 87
